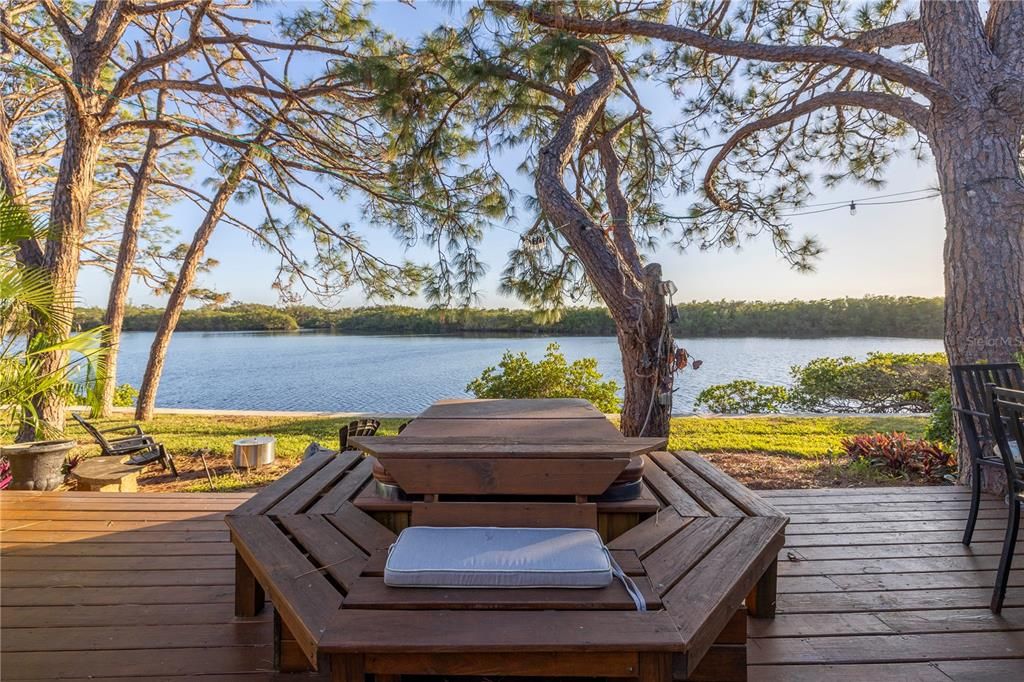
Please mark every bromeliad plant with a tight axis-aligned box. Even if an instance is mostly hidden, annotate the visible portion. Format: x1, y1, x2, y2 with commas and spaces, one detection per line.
842, 432, 955, 483
1, 194, 106, 440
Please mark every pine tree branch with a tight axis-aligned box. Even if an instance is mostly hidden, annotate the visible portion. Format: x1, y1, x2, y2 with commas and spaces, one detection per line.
704, 90, 930, 211
0, 24, 87, 116
986, 0, 1024, 74
596, 131, 642, 281
99, 1, 212, 121
38, 0, 78, 45
841, 20, 923, 49
489, 1, 951, 105
126, 0, 199, 16
118, 78, 354, 101
535, 42, 643, 317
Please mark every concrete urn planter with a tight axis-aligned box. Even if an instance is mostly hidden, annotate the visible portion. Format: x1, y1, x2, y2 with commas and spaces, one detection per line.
2, 439, 75, 491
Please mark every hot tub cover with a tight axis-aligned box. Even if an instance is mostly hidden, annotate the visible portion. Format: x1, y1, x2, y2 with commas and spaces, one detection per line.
384, 526, 613, 589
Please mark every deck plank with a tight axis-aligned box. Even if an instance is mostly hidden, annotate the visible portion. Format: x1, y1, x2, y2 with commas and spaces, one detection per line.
3, 487, 1023, 680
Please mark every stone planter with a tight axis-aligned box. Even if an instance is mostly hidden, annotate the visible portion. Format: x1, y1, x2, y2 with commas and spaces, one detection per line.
2, 439, 76, 491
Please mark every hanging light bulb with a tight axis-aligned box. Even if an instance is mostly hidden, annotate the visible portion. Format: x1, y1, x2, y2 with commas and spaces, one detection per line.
849, 201, 857, 216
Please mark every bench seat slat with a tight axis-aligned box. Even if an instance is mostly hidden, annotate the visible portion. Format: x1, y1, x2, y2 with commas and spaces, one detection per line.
320, 609, 683, 653
227, 515, 341, 666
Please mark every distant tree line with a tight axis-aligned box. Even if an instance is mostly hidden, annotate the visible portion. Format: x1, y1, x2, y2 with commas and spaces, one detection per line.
74, 296, 943, 338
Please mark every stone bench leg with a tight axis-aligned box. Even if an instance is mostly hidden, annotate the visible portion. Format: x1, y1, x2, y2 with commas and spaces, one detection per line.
746, 558, 778, 619
234, 550, 264, 618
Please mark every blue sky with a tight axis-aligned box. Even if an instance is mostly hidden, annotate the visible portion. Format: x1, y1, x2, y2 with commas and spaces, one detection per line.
75, 1, 947, 309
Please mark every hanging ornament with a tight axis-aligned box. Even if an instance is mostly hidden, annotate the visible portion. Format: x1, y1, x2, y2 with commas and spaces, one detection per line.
522, 229, 547, 253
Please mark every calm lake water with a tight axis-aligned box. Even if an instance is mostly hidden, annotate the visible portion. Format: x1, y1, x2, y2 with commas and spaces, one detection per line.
112, 332, 945, 414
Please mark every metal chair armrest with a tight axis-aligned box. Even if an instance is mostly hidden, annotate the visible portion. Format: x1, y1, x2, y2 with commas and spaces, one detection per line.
100, 424, 144, 436
108, 436, 156, 453
952, 406, 990, 420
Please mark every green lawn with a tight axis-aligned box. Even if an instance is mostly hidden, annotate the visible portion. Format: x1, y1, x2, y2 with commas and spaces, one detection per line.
64, 414, 411, 461
668, 415, 928, 457
63, 412, 927, 462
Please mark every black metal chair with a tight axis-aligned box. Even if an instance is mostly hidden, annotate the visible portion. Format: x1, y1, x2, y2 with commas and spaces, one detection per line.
987, 386, 1024, 613
339, 418, 380, 451
72, 413, 178, 477
952, 363, 1024, 544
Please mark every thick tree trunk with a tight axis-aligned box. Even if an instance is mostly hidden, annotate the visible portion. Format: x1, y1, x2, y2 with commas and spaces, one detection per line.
918, 1, 1024, 488
17, 114, 102, 441
134, 139, 265, 421
1, 98, 45, 268
930, 111, 1024, 484
97, 129, 162, 417
0, 102, 25, 200
939, 181, 1024, 367
617, 264, 674, 437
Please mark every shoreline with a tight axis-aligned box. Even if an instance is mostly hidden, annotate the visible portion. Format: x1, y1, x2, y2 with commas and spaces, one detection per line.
68, 405, 932, 420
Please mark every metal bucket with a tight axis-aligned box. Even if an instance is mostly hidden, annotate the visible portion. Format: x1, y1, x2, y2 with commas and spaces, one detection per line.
233, 437, 276, 469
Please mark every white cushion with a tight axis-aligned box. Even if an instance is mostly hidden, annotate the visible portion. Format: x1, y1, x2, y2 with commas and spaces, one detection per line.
384, 526, 613, 589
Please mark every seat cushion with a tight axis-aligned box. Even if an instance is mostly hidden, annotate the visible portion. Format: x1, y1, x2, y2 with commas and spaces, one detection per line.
384, 526, 613, 589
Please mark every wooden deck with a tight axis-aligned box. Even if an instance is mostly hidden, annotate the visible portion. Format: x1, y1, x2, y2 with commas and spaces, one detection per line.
2, 486, 1023, 680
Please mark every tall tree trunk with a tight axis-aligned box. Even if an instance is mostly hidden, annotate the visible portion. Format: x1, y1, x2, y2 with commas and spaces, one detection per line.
533, 44, 675, 437
931, 120, 1024, 485
17, 114, 102, 441
97, 127, 162, 417
617, 264, 673, 437
1, 96, 44, 267
934, 137, 1024, 368
922, 1, 1024, 484
134, 133, 269, 421
0, 100, 25, 201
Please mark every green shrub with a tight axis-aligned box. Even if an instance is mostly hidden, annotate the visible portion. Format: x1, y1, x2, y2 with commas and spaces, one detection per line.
694, 352, 949, 415
112, 384, 139, 407
924, 386, 954, 445
466, 343, 620, 413
694, 380, 789, 414
787, 352, 948, 413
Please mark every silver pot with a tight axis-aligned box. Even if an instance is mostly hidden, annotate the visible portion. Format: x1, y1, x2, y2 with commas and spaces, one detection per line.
233, 437, 276, 469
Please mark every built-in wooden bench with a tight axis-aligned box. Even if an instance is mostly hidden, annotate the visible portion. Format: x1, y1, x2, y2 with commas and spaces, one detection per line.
70, 457, 141, 492
226, 399, 788, 682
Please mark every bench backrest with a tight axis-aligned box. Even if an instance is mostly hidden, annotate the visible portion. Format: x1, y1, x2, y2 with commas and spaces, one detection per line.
340, 418, 381, 451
